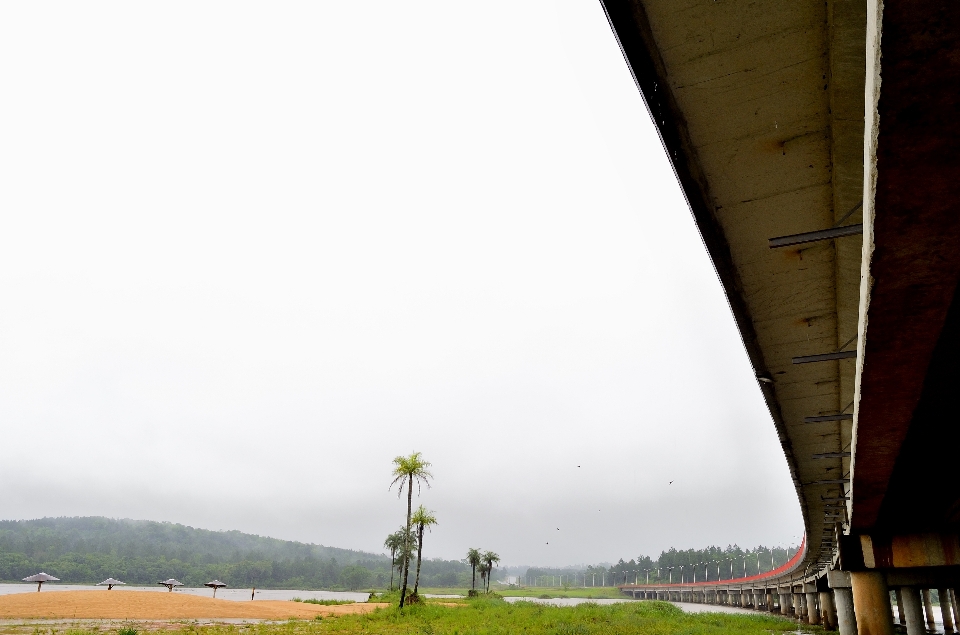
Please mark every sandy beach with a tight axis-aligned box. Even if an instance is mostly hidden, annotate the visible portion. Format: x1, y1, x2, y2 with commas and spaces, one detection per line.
0, 591, 387, 620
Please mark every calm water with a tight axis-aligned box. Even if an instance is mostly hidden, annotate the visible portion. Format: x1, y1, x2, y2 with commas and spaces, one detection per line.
503, 597, 758, 615
0, 584, 369, 603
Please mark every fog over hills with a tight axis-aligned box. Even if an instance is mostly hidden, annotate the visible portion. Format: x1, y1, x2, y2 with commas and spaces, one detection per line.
0, 516, 386, 563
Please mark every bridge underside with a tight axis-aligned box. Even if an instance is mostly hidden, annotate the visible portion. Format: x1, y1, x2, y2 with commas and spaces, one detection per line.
601, 0, 960, 632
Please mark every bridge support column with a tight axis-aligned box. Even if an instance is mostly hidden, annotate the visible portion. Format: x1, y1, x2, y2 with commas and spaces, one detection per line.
835, 588, 857, 635
922, 590, 936, 632
894, 588, 906, 626
780, 592, 793, 616
807, 591, 820, 625
799, 591, 808, 622
850, 571, 894, 635
952, 589, 960, 630
767, 592, 774, 612
820, 590, 837, 630
900, 587, 925, 635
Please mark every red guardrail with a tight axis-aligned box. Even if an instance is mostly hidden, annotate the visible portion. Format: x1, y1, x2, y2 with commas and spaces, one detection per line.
619, 536, 806, 588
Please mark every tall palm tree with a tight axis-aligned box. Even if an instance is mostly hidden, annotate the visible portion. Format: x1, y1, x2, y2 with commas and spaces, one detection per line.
383, 529, 405, 591
479, 563, 489, 592
389, 452, 432, 608
466, 548, 482, 592
482, 551, 500, 592
410, 506, 438, 596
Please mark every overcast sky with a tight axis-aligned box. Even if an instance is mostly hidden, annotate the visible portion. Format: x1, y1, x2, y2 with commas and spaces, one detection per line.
0, 1, 802, 567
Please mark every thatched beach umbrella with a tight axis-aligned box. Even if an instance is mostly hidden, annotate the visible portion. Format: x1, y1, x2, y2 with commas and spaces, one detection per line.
98, 578, 125, 590
23, 572, 60, 592
158, 578, 184, 592
204, 580, 226, 598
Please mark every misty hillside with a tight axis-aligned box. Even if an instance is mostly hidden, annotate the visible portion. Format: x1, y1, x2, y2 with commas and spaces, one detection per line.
0, 516, 397, 589
0, 517, 385, 564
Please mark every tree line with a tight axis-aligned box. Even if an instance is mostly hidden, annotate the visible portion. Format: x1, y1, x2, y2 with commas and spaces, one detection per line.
525, 544, 800, 586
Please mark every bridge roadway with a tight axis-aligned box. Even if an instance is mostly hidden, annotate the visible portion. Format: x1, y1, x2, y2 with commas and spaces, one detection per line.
599, 0, 960, 634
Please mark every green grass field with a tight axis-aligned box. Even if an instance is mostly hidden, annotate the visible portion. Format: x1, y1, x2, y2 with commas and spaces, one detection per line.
236, 598, 809, 635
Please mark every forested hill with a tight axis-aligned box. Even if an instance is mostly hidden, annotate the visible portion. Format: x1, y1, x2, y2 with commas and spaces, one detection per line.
0, 517, 393, 589
0, 517, 383, 564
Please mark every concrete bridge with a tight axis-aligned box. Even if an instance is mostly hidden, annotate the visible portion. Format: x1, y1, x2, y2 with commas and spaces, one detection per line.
600, 1, 960, 634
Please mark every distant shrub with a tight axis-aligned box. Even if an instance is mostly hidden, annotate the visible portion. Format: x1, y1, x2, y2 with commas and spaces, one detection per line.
292, 597, 354, 605
117, 628, 138, 635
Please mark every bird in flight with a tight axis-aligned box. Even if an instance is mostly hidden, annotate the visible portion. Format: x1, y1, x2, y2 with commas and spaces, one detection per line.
669, 481, 673, 484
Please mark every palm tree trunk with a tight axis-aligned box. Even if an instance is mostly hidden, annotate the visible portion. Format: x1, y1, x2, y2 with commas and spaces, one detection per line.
399, 474, 414, 608
389, 550, 395, 591
413, 523, 425, 595
471, 565, 476, 590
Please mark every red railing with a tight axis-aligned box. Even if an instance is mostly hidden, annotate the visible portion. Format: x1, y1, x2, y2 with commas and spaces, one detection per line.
619, 536, 806, 588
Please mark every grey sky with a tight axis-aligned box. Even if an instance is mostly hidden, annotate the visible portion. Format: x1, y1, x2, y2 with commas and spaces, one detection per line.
0, 1, 802, 567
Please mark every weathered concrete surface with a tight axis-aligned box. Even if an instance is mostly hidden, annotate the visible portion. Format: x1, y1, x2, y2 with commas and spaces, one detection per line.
850, 0, 960, 534
600, 0, 866, 574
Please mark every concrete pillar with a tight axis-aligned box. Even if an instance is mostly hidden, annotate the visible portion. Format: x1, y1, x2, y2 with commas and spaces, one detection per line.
900, 587, 925, 635
952, 589, 960, 632
796, 592, 805, 619
894, 588, 906, 626
781, 592, 793, 616
799, 592, 808, 621
939, 589, 956, 633
835, 588, 858, 635
850, 572, 894, 635
767, 592, 774, 612
820, 591, 837, 630
807, 592, 821, 625
922, 589, 936, 632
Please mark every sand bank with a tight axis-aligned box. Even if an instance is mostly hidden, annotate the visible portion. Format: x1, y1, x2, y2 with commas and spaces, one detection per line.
0, 590, 387, 620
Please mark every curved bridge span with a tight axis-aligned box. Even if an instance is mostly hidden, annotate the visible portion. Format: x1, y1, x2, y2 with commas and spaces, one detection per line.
599, 0, 960, 633
618, 541, 852, 627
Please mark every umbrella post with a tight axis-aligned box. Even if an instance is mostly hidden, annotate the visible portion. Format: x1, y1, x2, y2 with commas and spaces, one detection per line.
37, 582, 41, 593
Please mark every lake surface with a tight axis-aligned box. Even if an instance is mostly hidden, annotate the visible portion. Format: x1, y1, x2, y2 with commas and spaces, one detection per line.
0, 584, 369, 603
503, 597, 757, 615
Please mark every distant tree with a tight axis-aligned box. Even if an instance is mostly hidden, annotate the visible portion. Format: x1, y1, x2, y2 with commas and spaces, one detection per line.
338, 565, 371, 590
389, 452, 432, 608
466, 548, 482, 591
482, 551, 500, 592
383, 529, 405, 591
410, 506, 438, 596
479, 562, 489, 592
